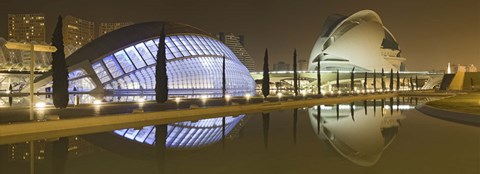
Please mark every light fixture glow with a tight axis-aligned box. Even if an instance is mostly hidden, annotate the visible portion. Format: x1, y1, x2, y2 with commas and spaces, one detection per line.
93, 100, 102, 105
35, 102, 46, 108
277, 93, 283, 98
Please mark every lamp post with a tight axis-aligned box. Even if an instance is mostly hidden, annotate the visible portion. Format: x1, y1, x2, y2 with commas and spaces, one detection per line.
5, 42, 57, 120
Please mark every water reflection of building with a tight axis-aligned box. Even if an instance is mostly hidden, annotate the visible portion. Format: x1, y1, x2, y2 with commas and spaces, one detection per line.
308, 101, 406, 167
80, 115, 247, 159
6, 136, 104, 162
113, 115, 246, 148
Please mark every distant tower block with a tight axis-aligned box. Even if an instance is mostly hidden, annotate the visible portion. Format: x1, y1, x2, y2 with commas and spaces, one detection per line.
218, 32, 255, 72
447, 62, 451, 74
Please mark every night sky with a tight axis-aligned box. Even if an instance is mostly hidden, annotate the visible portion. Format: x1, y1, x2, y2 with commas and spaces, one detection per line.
1, 0, 479, 71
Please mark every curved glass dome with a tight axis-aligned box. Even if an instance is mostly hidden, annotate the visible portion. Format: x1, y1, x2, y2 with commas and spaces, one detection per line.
33, 22, 255, 101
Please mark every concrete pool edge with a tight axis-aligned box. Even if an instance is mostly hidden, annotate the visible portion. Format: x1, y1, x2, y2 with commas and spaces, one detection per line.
416, 104, 480, 126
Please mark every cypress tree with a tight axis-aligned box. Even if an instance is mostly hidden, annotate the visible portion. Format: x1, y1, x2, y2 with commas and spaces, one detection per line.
396, 70, 400, 91
155, 25, 168, 103
415, 76, 419, 90
262, 49, 270, 98
293, 49, 298, 96
222, 55, 226, 98
364, 72, 367, 92
373, 69, 377, 93
381, 68, 385, 92
350, 67, 355, 92
390, 69, 394, 92
336, 69, 340, 92
317, 58, 321, 96
51, 16, 69, 109
410, 77, 414, 91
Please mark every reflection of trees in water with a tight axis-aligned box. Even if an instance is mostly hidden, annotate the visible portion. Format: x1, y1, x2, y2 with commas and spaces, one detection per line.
262, 112, 270, 150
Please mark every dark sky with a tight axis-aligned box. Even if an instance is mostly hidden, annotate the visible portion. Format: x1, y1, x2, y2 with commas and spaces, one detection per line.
1, 0, 479, 71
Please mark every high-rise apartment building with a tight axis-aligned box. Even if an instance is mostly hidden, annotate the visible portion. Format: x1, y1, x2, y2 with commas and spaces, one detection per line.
63, 15, 95, 46
218, 32, 255, 72
99, 22, 133, 36
7, 13, 46, 43
273, 61, 290, 71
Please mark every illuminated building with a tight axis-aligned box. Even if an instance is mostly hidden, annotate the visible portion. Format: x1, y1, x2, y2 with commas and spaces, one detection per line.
7, 13, 46, 43
63, 15, 95, 46
99, 22, 134, 37
31, 22, 255, 102
218, 32, 255, 72
309, 10, 406, 72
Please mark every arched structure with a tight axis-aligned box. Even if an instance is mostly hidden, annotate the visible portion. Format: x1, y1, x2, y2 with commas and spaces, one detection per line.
308, 10, 406, 72
32, 22, 255, 101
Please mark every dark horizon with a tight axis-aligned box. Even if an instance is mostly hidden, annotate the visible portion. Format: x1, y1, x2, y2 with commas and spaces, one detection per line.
1, 0, 479, 71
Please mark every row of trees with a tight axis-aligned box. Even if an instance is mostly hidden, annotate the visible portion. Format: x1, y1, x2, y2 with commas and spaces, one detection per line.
260, 49, 420, 98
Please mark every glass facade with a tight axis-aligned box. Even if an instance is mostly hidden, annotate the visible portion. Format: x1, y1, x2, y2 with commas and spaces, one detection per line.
89, 34, 255, 97
114, 115, 245, 148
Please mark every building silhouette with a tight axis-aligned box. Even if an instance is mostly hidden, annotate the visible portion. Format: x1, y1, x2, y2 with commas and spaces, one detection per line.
7, 13, 46, 43
99, 22, 134, 37
218, 32, 255, 72
63, 15, 95, 46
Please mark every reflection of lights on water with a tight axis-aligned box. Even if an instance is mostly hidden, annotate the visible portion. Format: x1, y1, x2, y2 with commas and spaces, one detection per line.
315, 104, 414, 110
392, 105, 415, 110
35, 102, 46, 108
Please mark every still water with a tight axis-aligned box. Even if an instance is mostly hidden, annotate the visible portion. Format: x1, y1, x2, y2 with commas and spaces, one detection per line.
1, 98, 479, 174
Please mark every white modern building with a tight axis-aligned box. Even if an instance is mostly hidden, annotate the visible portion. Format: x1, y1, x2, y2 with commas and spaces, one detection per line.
31, 22, 255, 103
308, 10, 406, 72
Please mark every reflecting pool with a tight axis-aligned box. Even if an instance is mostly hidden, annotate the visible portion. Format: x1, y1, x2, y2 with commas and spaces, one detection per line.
0, 97, 478, 174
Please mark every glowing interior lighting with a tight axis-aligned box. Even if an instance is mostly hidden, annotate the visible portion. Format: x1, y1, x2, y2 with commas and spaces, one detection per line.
137, 98, 145, 103
35, 102, 46, 108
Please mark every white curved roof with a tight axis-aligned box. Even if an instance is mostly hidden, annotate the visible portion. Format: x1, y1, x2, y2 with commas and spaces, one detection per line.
308, 10, 401, 71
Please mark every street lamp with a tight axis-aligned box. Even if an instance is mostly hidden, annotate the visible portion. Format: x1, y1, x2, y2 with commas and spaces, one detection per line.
5, 41, 57, 120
